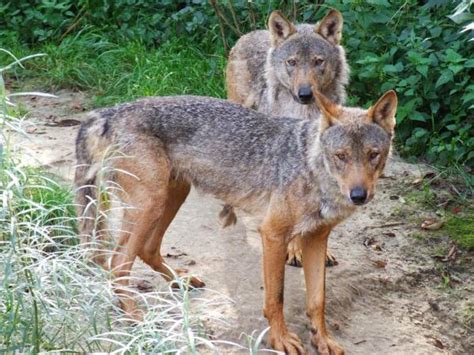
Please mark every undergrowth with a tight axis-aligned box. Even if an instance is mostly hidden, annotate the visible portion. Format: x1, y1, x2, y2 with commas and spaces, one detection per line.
0, 51, 264, 353
1, 33, 226, 108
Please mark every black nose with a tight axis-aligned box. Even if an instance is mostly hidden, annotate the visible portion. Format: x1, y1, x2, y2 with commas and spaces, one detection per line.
350, 187, 367, 205
297, 86, 313, 103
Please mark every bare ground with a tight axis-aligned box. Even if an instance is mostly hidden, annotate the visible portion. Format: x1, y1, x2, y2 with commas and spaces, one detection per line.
11, 90, 473, 354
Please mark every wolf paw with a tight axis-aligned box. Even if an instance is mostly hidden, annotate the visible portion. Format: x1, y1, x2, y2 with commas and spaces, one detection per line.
286, 242, 303, 267
286, 242, 338, 268
325, 250, 338, 267
270, 330, 306, 355
172, 268, 206, 289
311, 331, 344, 355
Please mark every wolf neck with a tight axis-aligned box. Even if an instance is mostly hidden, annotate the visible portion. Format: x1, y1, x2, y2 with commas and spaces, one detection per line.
293, 140, 356, 233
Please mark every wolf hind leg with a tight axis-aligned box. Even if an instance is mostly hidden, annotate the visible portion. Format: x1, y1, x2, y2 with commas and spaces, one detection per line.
286, 236, 338, 268
138, 178, 205, 289
108, 141, 172, 318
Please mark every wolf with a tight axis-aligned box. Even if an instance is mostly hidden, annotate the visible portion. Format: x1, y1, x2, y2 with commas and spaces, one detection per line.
75, 90, 397, 355
225, 9, 350, 266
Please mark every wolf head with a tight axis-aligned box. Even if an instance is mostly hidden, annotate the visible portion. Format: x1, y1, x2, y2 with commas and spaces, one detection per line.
316, 91, 398, 205
268, 9, 346, 105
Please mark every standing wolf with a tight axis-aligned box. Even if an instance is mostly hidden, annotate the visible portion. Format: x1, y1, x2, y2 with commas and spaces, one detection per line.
225, 9, 349, 266
75, 90, 397, 355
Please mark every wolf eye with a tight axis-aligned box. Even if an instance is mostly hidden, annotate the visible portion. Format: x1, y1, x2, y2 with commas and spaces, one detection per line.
369, 151, 380, 160
287, 58, 297, 66
314, 58, 325, 66
335, 153, 347, 161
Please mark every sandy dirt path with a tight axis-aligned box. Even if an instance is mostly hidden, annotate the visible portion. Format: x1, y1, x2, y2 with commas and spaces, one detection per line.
11, 91, 472, 354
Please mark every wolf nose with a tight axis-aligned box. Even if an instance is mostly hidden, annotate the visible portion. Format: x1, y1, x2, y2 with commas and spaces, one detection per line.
350, 187, 367, 205
297, 86, 313, 103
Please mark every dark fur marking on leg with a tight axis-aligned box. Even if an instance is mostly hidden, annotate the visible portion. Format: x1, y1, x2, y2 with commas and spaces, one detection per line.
101, 117, 110, 137
277, 285, 284, 304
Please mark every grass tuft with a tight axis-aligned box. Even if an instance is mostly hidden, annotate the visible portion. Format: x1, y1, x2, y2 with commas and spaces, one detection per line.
2, 32, 227, 108
0, 50, 265, 353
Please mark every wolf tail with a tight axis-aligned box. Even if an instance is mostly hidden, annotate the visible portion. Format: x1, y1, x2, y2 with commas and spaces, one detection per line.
74, 119, 111, 264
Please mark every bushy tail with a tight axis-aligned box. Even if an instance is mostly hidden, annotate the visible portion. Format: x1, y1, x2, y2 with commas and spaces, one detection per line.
75, 165, 102, 244
74, 122, 109, 265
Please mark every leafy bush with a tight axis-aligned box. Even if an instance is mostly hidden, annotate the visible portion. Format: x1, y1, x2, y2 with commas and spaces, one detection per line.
335, 0, 474, 167
1, 0, 473, 167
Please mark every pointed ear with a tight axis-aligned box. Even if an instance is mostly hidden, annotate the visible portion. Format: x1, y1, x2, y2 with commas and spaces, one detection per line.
367, 90, 398, 136
268, 11, 296, 47
315, 92, 342, 132
316, 9, 343, 45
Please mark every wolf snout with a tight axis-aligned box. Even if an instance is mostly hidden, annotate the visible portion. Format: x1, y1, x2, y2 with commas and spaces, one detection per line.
297, 85, 314, 104
350, 187, 368, 205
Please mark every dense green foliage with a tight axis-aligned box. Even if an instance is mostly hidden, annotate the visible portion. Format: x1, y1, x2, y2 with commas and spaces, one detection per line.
0, 0, 473, 167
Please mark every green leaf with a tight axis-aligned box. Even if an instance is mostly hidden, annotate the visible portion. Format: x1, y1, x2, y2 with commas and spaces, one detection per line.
448, 64, 464, 75
414, 128, 428, 138
383, 64, 398, 73
445, 49, 465, 63
410, 111, 428, 122
435, 70, 453, 88
462, 91, 474, 104
465, 59, 474, 68
416, 65, 428, 77
430, 102, 440, 114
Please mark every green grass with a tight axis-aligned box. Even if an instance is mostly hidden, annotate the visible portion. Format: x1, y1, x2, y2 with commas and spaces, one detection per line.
2, 31, 227, 108
399, 172, 473, 250
445, 211, 474, 250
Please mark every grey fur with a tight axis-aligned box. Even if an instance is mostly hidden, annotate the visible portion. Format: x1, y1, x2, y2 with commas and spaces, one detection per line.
75, 95, 394, 237
226, 11, 349, 120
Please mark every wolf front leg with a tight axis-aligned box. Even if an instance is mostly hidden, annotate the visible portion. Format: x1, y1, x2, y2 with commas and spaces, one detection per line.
302, 226, 344, 355
260, 218, 305, 355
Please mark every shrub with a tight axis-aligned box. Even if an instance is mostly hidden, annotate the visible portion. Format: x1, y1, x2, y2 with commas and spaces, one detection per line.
0, 0, 472, 167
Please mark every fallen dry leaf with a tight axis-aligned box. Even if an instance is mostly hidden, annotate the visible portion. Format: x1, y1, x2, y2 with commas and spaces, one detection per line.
165, 252, 187, 259
383, 231, 396, 238
72, 102, 85, 111
446, 244, 458, 261
421, 218, 444, 230
364, 237, 383, 251
372, 260, 387, 268
432, 338, 444, 349
411, 177, 424, 186
25, 126, 37, 134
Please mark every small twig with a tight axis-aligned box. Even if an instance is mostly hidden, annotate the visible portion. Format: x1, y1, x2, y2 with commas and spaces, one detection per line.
210, 0, 229, 54
247, 0, 257, 30
292, 0, 298, 22
60, 7, 86, 42
354, 339, 367, 345
210, 0, 240, 36
364, 222, 404, 230
227, 0, 242, 36
306, 0, 325, 22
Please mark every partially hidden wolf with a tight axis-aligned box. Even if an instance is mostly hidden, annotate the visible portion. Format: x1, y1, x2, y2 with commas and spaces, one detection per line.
226, 9, 349, 266
75, 91, 397, 355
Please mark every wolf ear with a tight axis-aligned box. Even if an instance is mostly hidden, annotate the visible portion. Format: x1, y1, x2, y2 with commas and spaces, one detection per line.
316, 9, 343, 45
367, 90, 398, 136
268, 11, 296, 47
315, 92, 342, 132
